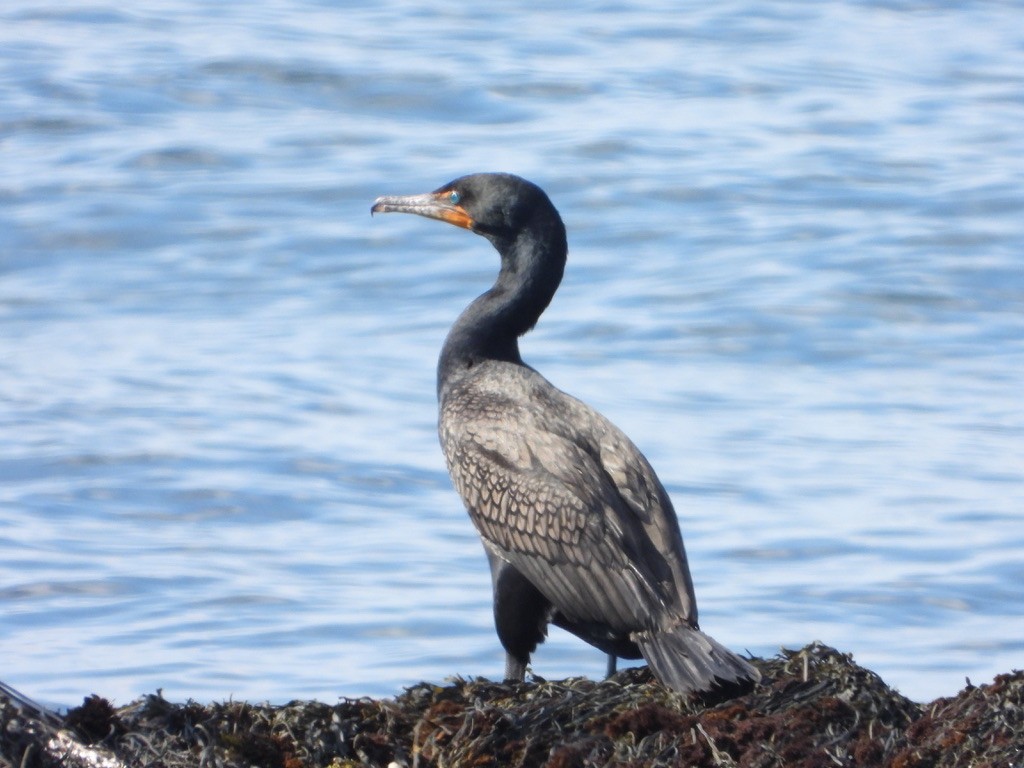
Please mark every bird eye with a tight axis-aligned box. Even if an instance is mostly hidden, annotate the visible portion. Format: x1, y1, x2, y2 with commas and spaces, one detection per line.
448, 191, 461, 205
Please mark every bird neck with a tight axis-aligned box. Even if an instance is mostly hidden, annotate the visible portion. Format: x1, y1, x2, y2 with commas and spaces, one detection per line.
437, 222, 567, 395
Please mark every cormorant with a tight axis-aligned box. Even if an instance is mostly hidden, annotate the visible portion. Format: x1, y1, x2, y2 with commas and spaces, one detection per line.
372, 173, 759, 696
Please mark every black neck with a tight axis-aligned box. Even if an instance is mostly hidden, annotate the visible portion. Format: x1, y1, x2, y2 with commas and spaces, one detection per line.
437, 221, 567, 395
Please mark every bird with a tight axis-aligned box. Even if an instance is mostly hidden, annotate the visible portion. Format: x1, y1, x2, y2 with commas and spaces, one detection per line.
371, 173, 759, 697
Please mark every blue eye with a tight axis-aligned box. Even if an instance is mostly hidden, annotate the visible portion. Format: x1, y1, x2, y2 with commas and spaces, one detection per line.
449, 191, 461, 205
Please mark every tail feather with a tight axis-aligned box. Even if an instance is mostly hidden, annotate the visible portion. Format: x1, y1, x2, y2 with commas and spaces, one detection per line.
635, 624, 760, 697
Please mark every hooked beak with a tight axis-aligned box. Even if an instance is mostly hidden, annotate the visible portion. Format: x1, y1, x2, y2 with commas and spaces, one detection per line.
371, 191, 474, 230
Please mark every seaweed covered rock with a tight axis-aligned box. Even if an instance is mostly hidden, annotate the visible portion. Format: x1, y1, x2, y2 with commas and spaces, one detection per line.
890, 670, 1024, 768
397, 643, 923, 767
2, 644, 1022, 768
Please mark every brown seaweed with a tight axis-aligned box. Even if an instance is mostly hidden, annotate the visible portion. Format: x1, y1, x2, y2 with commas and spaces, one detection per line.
3, 643, 1021, 768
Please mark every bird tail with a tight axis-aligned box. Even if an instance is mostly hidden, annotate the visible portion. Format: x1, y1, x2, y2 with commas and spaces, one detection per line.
634, 623, 760, 698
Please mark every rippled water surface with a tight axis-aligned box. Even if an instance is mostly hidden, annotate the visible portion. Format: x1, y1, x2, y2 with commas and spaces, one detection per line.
2, 1, 1022, 706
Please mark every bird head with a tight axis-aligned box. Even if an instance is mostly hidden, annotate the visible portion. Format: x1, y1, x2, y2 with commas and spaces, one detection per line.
372, 173, 557, 244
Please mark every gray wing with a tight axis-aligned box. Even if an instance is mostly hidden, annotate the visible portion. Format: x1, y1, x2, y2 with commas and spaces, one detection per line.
440, 369, 698, 634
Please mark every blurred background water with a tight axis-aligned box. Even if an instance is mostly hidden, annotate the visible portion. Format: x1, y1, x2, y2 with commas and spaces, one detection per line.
1, 0, 1022, 708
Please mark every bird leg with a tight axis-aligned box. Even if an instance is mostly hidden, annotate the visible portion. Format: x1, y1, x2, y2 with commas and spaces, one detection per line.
504, 654, 527, 683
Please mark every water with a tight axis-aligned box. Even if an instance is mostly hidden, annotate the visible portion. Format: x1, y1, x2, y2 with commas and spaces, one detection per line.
2, 0, 1022, 707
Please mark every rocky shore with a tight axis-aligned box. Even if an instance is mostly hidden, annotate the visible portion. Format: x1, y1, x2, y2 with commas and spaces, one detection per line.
3, 643, 1021, 768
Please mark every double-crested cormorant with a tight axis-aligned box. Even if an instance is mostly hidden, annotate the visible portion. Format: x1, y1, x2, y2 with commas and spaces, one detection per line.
372, 173, 759, 696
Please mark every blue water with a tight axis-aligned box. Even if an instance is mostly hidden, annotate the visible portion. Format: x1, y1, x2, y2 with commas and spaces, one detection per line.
2, 1, 1022, 708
